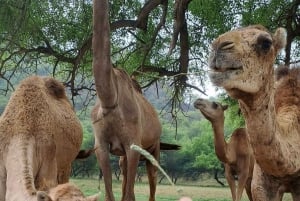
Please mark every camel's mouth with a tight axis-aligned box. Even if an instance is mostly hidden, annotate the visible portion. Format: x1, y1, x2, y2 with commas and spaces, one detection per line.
193, 100, 206, 109
193, 103, 203, 109
194, 102, 205, 110
210, 65, 243, 73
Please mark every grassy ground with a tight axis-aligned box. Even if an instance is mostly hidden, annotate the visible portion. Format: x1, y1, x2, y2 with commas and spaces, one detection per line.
71, 178, 293, 201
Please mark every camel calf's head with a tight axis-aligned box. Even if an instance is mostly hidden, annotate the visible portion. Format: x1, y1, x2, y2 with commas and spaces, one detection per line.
37, 183, 99, 201
194, 98, 228, 123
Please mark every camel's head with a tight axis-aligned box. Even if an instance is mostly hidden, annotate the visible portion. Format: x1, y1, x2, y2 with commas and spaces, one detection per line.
37, 183, 99, 201
194, 98, 228, 123
208, 25, 286, 98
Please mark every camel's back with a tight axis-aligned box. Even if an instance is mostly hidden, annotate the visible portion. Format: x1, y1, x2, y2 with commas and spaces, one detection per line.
229, 128, 251, 156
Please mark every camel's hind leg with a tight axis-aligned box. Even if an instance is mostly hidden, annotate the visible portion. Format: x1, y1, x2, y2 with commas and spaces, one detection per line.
146, 143, 159, 201
224, 164, 237, 201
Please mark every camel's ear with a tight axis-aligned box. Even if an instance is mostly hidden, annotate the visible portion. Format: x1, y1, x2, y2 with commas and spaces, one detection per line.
273, 27, 286, 52
37, 191, 52, 201
222, 105, 228, 111
85, 194, 99, 201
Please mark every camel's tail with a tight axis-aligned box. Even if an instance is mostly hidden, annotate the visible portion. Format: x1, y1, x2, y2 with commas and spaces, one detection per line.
160, 142, 181, 150
75, 142, 181, 160
75, 147, 98, 159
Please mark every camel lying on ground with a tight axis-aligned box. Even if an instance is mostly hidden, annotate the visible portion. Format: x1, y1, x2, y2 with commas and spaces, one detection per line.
37, 183, 98, 201
208, 24, 300, 200
194, 98, 254, 201
0, 76, 83, 201
91, 0, 162, 201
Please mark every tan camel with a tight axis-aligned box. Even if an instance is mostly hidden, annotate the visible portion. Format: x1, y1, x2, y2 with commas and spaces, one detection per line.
91, 1, 162, 201
37, 183, 99, 201
0, 75, 82, 201
208, 25, 300, 200
194, 98, 254, 201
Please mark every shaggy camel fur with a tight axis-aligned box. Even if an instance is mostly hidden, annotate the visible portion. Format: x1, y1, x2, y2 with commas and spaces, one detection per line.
194, 98, 254, 201
92, 1, 162, 201
0, 76, 82, 201
208, 25, 300, 200
37, 183, 98, 201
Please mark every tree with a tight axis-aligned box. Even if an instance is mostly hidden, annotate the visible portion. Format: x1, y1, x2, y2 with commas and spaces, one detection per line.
1, 0, 299, 112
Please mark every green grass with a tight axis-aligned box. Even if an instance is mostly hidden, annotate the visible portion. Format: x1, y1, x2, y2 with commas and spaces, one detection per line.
71, 178, 293, 201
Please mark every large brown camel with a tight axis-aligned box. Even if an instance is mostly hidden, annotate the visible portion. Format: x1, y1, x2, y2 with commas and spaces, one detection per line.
208, 25, 300, 200
37, 183, 99, 201
0, 76, 83, 201
194, 98, 254, 201
91, 1, 162, 201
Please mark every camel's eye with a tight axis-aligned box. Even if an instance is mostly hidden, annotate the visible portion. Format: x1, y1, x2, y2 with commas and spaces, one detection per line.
212, 102, 218, 109
256, 34, 272, 53
261, 39, 272, 50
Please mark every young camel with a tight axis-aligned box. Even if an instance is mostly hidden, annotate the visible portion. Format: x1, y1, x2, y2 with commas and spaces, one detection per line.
91, 1, 161, 201
194, 98, 254, 201
37, 183, 98, 201
208, 25, 300, 200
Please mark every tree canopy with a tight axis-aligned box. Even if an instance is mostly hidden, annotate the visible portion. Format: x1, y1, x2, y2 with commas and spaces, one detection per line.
1, 0, 299, 182
1, 0, 299, 112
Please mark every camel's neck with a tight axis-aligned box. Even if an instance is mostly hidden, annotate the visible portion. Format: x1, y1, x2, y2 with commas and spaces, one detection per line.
239, 73, 300, 176
210, 119, 228, 163
92, 0, 117, 105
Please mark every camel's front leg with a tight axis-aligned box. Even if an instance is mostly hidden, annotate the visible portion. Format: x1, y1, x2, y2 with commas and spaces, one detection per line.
251, 163, 282, 201
95, 141, 115, 201
146, 144, 159, 201
122, 149, 140, 201
224, 164, 236, 201
119, 156, 127, 201
236, 157, 250, 201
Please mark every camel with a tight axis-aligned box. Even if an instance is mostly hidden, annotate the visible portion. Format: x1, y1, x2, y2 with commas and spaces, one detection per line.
37, 183, 99, 201
91, 0, 162, 201
0, 75, 83, 201
194, 98, 254, 201
208, 24, 300, 200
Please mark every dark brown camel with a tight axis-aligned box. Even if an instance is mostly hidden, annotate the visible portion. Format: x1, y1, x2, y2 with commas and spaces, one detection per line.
194, 98, 254, 201
91, 0, 162, 201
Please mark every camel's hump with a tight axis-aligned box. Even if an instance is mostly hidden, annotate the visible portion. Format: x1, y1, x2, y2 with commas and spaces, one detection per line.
43, 77, 66, 99
18, 75, 66, 99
